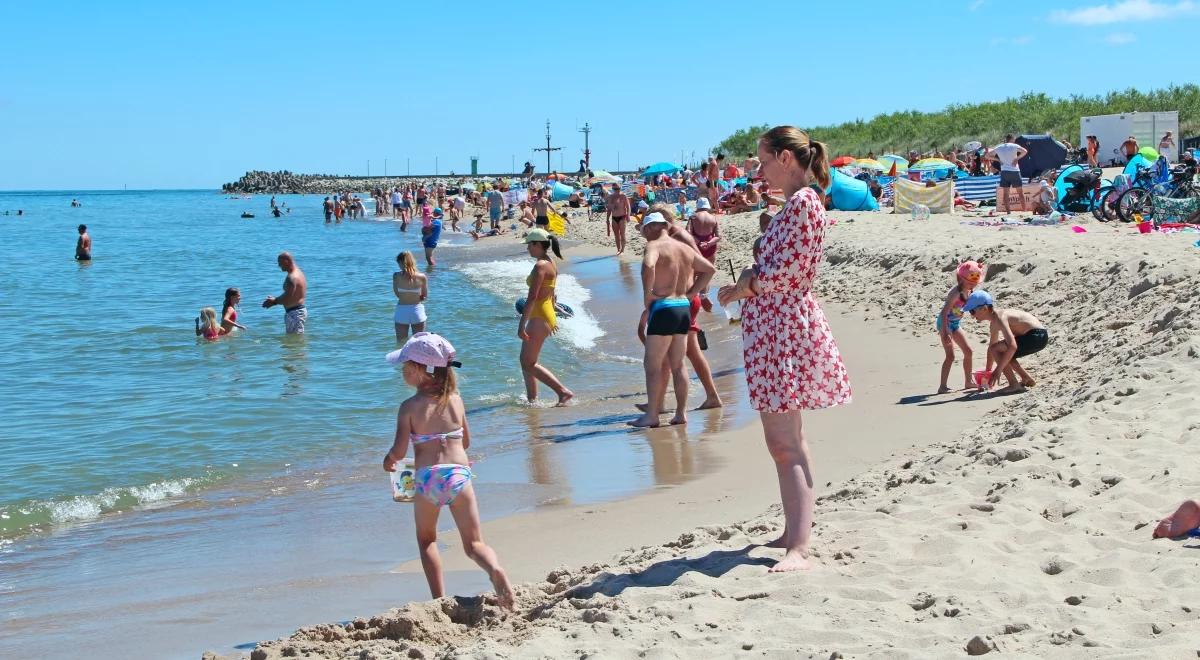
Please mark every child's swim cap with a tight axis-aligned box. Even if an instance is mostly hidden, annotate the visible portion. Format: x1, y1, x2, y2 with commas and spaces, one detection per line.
956, 260, 984, 284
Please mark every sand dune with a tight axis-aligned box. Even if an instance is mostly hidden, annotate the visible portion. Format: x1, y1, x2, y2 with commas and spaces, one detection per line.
242, 207, 1200, 659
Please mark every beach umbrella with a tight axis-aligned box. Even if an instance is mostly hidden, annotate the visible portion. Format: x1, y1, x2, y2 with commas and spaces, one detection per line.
642, 161, 682, 176
911, 158, 957, 171
831, 155, 856, 167
963, 140, 982, 152
1138, 146, 1160, 161
878, 154, 909, 172
586, 170, 620, 185
853, 158, 886, 171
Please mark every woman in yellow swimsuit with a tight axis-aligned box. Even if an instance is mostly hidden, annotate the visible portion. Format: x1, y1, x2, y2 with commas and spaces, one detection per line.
518, 229, 574, 406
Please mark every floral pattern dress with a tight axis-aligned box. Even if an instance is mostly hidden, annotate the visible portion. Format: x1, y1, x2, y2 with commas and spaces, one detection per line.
742, 186, 852, 413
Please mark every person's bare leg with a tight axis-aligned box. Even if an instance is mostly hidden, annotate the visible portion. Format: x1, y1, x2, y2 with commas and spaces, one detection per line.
667, 334, 689, 425
1154, 500, 1200, 538
448, 485, 514, 609
632, 335, 672, 427
521, 322, 572, 405
414, 499, 445, 598
636, 353, 675, 414
951, 329, 974, 390
687, 332, 722, 409
938, 333, 955, 393
760, 410, 814, 571
395, 323, 409, 344
1009, 357, 1035, 387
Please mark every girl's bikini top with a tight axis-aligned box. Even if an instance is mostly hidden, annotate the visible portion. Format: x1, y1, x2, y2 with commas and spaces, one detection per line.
411, 428, 464, 445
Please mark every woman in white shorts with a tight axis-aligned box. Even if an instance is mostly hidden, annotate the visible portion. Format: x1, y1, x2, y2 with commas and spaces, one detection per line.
393, 251, 428, 342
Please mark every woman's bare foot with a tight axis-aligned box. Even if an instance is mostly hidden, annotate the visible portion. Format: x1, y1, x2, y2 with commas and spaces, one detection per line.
1022, 378, 1037, 388
695, 398, 723, 410
937, 385, 951, 394
669, 414, 687, 426
556, 390, 574, 407
490, 568, 515, 610
634, 403, 673, 414
629, 414, 660, 428
768, 549, 811, 573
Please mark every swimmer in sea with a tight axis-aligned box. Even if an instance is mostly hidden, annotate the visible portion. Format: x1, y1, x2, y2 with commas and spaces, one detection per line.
75, 224, 92, 261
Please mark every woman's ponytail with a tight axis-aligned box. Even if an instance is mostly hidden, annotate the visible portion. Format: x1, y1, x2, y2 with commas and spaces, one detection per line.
806, 139, 831, 190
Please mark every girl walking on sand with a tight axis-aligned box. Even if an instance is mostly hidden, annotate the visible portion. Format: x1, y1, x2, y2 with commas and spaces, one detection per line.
383, 333, 515, 609
937, 261, 983, 392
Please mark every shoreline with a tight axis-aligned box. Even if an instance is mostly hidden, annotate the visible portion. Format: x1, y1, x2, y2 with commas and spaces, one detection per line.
245, 203, 1200, 658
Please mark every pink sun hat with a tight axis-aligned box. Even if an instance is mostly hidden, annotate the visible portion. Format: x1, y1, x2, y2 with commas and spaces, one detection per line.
386, 332, 461, 369
956, 260, 984, 284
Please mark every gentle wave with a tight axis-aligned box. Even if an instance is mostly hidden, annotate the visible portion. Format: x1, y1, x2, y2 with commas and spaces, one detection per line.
0, 476, 205, 539
456, 259, 604, 350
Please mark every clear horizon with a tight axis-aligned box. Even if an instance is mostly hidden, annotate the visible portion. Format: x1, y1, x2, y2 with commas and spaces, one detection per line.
3, 0, 1197, 190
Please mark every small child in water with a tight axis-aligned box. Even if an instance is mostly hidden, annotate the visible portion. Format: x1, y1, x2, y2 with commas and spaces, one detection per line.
194, 307, 225, 340
962, 290, 1048, 394
382, 333, 515, 609
937, 261, 984, 392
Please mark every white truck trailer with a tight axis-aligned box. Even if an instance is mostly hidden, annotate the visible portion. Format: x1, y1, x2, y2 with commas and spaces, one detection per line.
1080, 111, 1178, 166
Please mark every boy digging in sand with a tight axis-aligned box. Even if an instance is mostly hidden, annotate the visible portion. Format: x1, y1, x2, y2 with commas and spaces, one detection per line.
962, 291, 1048, 394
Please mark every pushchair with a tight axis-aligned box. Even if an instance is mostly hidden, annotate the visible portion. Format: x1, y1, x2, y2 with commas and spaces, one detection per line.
1057, 167, 1104, 213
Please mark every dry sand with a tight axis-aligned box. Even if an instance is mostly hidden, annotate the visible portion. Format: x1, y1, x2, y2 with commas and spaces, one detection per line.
237, 204, 1200, 659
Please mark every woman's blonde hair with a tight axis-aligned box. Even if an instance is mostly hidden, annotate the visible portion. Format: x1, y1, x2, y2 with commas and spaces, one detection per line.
759, 126, 831, 189
199, 307, 219, 334
649, 202, 677, 223
396, 251, 418, 279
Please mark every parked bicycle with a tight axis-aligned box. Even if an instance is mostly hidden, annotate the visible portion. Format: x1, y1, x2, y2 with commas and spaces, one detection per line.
1115, 161, 1198, 222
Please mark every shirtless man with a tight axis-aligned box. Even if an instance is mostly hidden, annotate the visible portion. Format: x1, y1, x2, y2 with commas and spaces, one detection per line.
743, 152, 761, 180
531, 189, 553, 229
962, 290, 1048, 394
605, 184, 631, 255
517, 200, 536, 227
631, 212, 716, 428
635, 204, 722, 415
262, 251, 308, 334
323, 196, 334, 223
75, 224, 91, 261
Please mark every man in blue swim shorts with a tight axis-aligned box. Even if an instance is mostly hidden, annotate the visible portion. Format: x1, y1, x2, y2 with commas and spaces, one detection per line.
631, 213, 715, 428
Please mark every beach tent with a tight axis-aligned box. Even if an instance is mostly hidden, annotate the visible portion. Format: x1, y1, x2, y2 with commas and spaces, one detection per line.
548, 181, 574, 201
892, 178, 953, 214
1014, 135, 1067, 179
1123, 153, 1155, 177
826, 169, 879, 211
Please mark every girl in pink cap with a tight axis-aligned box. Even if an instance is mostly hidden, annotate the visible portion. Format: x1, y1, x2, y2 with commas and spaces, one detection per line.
383, 332, 515, 609
937, 260, 984, 392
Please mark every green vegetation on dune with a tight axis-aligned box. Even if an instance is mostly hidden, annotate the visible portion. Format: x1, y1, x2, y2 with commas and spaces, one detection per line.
714, 85, 1200, 158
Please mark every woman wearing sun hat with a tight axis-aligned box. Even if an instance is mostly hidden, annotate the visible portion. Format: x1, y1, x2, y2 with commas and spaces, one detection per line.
518, 228, 573, 406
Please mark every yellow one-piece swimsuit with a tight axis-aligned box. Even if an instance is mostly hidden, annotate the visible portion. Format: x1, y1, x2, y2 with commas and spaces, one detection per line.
526, 273, 557, 331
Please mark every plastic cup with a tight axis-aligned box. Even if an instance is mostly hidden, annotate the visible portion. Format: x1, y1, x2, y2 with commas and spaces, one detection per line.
1137, 221, 1153, 234
723, 299, 742, 324
390, 460, 417, 502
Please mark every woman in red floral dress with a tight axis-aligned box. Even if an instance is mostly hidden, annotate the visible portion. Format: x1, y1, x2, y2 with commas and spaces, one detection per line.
719, 126, 852, 572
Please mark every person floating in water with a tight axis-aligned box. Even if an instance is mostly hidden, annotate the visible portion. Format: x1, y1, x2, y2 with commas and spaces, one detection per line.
75, 224, 92, 261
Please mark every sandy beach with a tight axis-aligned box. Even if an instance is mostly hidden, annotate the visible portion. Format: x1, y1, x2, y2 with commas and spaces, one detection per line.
239, 204, 1200, 659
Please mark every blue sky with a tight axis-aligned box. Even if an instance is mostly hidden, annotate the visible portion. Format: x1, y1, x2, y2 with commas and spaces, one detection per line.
2, 0, 1197, 189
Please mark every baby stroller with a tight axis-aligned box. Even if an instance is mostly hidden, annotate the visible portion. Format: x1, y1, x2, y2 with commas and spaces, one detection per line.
1056, 166, 1105, 213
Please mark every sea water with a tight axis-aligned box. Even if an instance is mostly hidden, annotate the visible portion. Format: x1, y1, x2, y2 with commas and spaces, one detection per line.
0, 190, 753, 659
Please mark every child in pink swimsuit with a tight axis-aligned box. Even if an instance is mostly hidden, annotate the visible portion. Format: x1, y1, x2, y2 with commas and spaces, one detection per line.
937, 261, 984, 393
382, 333, 514, 609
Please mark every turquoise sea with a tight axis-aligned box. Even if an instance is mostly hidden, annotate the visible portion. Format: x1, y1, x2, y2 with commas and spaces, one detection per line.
0, 190, 752, 659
